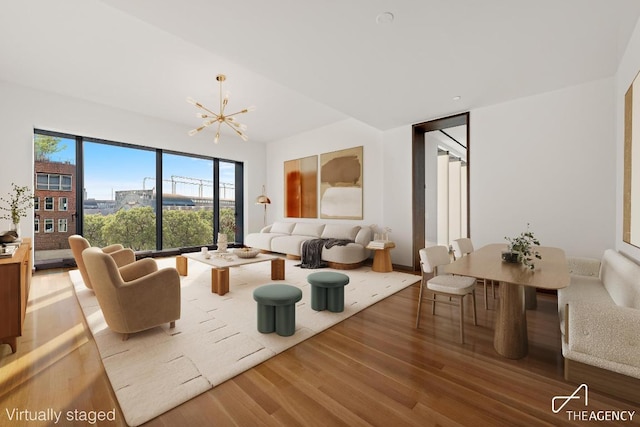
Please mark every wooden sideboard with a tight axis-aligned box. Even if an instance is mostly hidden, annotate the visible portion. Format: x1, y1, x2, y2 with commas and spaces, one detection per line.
0, 238, 32, 353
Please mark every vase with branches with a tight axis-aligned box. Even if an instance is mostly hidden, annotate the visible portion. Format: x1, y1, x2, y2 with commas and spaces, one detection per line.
0, 183, 34, 236
503, 223, 542, 270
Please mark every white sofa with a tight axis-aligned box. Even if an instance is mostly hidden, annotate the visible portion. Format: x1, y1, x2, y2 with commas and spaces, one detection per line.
245, 222, 373, 269
558, 249, 640, 402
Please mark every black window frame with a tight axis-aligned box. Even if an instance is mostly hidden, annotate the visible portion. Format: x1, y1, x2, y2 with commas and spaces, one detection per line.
34, 129, 245, 259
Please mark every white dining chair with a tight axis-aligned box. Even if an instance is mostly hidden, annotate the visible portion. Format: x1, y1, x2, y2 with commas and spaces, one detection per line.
452, 238, 496, 309
416, 246, 477, 343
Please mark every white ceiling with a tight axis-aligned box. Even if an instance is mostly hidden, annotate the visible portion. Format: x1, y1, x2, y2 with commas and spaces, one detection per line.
2, 1, 640, 144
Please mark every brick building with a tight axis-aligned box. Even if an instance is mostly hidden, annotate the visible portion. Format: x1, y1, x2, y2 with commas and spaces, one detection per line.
34, 160, 76, 250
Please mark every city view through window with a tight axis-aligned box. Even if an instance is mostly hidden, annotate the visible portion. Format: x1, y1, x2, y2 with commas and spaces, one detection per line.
33, 132, 240, 265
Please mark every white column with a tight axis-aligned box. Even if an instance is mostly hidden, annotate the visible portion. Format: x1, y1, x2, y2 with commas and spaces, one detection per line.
449, 159, 462, 244
437, 152, 449, 246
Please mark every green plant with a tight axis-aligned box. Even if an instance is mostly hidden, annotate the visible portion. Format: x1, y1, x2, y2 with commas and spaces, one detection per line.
0, 183, 34, 224
504, 223, 541, 270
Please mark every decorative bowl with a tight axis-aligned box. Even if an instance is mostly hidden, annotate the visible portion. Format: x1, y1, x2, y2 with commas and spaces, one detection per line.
234, 247, 260, 258
0, 230, 18, 244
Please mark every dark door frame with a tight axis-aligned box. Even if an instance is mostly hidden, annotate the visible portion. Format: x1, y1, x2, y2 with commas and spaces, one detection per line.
411, 112, 470, 271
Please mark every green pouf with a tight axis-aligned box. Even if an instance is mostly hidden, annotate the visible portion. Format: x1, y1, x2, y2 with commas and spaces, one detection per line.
307, 271, 350, 312
253, 284, 302, 336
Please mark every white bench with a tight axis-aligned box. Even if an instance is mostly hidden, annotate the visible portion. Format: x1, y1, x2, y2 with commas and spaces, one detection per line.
558, 249, 640, 403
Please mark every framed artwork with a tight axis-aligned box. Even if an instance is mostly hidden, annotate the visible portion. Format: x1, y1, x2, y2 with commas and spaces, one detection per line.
284, 155, 318, 218
624, 70, 640, 248
320, 146, 363, 219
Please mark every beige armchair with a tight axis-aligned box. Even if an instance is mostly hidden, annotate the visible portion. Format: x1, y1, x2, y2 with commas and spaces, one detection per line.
69, 235, 135, 289
82, 247, 181, 340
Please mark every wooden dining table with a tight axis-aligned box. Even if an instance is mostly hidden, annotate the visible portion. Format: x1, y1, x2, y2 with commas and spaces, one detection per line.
442, 243, 570, 359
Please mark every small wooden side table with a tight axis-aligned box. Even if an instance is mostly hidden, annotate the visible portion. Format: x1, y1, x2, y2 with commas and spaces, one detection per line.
367, 241, 395, 273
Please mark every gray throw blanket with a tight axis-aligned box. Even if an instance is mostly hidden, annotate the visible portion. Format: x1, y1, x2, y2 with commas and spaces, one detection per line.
297, 238, 353, 269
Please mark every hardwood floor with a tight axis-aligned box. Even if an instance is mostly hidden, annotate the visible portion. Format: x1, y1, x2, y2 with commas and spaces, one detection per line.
2, 268, 639, 426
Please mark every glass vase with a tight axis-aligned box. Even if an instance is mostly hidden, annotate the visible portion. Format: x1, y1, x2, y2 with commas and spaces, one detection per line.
10, 221, 20, 237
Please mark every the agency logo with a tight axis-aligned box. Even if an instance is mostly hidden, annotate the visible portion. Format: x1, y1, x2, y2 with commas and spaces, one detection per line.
552, 384, 636, 422
552, 383, 588, 413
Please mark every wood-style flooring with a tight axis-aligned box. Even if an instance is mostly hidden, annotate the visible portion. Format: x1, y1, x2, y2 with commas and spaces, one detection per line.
1, 268, 639, 426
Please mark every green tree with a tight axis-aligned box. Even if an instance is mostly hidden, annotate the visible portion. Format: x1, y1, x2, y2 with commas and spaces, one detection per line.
220, 208, 236, 242
34, 134, 67, 161
103, 207, 156, 250
83, 214, 109, 247
162, 210, 212, 248
196, 209, 213, 225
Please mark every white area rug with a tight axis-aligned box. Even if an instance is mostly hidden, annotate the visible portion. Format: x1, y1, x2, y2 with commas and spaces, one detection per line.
70, 256, 418, 426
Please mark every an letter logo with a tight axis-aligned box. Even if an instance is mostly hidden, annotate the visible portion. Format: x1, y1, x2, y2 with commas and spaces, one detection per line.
552, 384, 588, 413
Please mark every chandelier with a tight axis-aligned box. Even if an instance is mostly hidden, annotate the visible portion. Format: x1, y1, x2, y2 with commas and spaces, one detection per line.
187, 74, 254, 143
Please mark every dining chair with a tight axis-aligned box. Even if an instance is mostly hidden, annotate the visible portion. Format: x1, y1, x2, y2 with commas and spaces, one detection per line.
416, 246, 477, 343
452, 238, 496, 309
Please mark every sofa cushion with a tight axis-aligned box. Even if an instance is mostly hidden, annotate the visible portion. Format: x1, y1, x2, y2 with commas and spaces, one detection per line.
566, 300, 640, 378
558, 275, 612, 336
566, 256, 601, 277
270, 222, 295, 235
245, 233, 282, 251
291, 223, 325, 238
271, 235, 309, 256
321, 224, 359, 240
600, 249, 640, 309
322, 243, 369, 265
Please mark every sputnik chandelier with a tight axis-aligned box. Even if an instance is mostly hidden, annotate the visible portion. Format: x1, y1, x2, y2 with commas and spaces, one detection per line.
187, 74, 254, 143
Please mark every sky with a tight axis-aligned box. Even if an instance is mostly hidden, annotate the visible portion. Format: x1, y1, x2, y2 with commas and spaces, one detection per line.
46, 136, 236, 200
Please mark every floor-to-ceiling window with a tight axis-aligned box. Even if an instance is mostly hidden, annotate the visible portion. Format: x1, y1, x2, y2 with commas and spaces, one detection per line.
161, 152, 214, 249
33, 131, 77, 266
33, 130, 244, 269
218, 161, 237, 242
83, 140, 157, 251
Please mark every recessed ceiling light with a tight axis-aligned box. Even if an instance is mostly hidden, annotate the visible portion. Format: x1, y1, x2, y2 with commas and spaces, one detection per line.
452, 96, 461, 101
376, 12, 394, 25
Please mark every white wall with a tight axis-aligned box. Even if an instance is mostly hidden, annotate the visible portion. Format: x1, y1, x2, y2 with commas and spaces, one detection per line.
0, 80, 267, 239
471, 78, 616, 259
264, 118, 384, 232
381, 126, 413, 266
616, 16, 640, 263
278, 76, 618, 269
377, 78, 616, 268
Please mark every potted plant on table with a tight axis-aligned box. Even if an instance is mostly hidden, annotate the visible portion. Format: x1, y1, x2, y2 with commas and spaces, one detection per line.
503, 223, 542, 270
0, 183, 34, 238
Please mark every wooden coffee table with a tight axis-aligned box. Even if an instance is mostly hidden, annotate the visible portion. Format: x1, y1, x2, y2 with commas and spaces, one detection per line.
177, 252, 285, 296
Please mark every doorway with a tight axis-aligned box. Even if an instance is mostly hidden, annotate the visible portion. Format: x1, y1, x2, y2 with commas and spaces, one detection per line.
412, 112, 470, 271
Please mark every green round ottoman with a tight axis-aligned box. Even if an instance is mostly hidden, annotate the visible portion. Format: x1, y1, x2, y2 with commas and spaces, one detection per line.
307, 271, 350, 312
253, 284, 302, 336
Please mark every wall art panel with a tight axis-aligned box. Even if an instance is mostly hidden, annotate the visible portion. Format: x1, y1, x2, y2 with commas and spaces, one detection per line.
320, 146, 363, 219
284, 155, 318, 218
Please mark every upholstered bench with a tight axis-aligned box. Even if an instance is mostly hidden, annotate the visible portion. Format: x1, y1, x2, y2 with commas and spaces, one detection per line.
253, 284, 302, 336
307, 271, 350, 312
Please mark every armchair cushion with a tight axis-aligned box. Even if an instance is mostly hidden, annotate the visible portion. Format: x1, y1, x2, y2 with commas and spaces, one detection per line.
119, 258, 158, 282
109, 248, 136, 268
